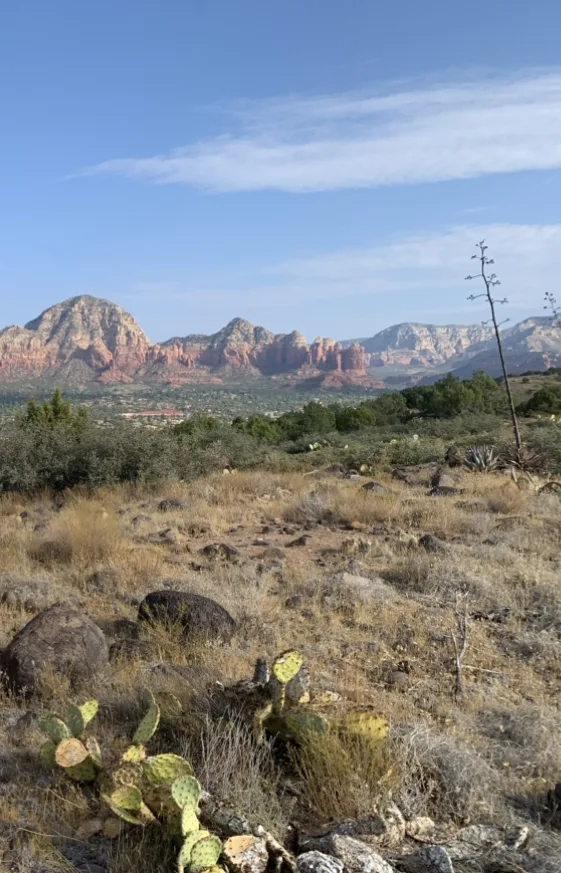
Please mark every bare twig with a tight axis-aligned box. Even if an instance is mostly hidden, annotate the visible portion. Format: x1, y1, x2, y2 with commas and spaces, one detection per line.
451, 593, 470, 699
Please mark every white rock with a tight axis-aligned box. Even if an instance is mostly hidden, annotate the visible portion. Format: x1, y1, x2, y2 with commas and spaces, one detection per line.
297, 851, 344, 873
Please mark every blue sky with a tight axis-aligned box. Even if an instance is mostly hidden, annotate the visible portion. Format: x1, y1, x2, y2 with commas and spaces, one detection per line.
1, 1, 560, 342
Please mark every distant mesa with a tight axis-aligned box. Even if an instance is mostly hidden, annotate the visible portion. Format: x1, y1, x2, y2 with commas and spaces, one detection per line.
0, 295, 559, 389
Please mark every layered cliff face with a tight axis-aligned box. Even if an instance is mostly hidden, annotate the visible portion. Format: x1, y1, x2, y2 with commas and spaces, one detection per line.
0, 297, 558, 388
0, 296, 152, 382
359, 323, 495, 368
0, 300, 369, 385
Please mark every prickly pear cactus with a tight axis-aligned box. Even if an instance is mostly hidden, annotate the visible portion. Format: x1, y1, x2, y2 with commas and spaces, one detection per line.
38, 714, 71, 743
133, 691, 161, 744
272, 650, 304, 685
144, 753, 194, 786
65, 700, 99, 737
172, 775, 201, 811
341, 711, 388, 744
189, 835, 222, 873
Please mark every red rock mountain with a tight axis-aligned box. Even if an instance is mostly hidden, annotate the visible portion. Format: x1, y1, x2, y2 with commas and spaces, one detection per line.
0, 298, 370, 385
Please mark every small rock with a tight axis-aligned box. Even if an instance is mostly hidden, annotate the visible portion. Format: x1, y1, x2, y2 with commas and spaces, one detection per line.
200, 543, 240, 561
362, 482, 387, 493
297, 852, 344, 873
158, 499, 184, 512
285, 595, 303, 610
1, 590, 19, 608
259, 547, 286, 562
397, 845, 454, 873
404, 816, 435, 839
429, 486, 459, 497
418, 534, 445, 553
389, 670, 408, 687
430, 470, 457, 490
345, 470, 361, 480
286, 535, 310, 548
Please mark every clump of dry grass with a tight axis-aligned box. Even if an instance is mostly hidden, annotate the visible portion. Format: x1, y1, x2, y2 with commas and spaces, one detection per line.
487, 485, 530, 515
29, 502, 122, 568
295, 725, 396, 823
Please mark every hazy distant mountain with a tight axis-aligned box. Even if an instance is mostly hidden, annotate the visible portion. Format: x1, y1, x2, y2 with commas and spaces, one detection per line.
0, 296, 558, 389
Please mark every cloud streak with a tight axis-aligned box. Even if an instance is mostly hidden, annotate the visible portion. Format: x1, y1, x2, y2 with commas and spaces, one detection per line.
126, 223, 561, 312
85, 70, 561, 192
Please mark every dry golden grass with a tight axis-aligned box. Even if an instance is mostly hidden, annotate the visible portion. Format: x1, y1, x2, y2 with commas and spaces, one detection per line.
1, 469, 561, 870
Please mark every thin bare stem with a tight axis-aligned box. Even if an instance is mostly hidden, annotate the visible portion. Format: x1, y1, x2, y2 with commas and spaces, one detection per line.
452, 593, 469, 699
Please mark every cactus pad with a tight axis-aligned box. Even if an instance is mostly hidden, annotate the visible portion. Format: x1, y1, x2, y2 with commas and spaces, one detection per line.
178, 831, 211, 870
55, 738, 90, 769
172, 775, 201, 810
122, 744, 147, 764
133, 692, 161, 745
66, 700, 99, 737
189, 835, 222, 872
181, 806, 200, 835
282, 709, 327, 742
85, 736, 103, 768
40, 740, 57, 768
38, 714, 71, 743
65, 757, 97, 782
110, 785, 143, 811
143, 754, 193, 786
342, 711, 388, 744
272, 650, 304, 685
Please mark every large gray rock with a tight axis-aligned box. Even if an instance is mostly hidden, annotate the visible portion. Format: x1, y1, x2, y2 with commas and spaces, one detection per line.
0, 605, 108, 695
297, 852, 344, 873
138, 590, 236, 643
301, 836, 394, 873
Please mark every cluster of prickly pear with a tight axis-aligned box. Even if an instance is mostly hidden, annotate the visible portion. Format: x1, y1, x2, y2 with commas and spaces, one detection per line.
253, 650, 389, 749
38, 700, 101, 782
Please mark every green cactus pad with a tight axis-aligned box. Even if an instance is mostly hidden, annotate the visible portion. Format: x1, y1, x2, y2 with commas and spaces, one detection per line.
178, 831, 211, 871
172, 775, 201, 811
37, 714, 71, 743
122, 744, 146, 764
65, 757, 97, 782
66, 700, 99, 737
189, 835, 222, 872
144, 754, 193, 786
341, 711, 388, 744
282, 709, 327, 742
85, 737, 103, 768
40, 740, 57, 768
111, 785, 143, 811
55, 738, 90, 769
133, 691, 161, 745
272, 650, 304, 685
181, 806, 200, 836
102, 795, 145, 826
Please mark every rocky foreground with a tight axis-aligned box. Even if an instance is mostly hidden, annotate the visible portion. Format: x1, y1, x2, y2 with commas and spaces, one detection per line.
0, 467, 560, 872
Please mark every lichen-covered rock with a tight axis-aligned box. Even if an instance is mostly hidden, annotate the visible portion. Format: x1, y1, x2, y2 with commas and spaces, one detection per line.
0, 605, 108, 695
297, 852, 344, 873
138, 590, 236, 643
395, 846, 454, 873
301, 836, 395, 873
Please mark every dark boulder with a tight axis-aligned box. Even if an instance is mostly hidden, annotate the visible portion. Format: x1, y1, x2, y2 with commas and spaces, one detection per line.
418, 534, 445, 553
0, 605, 108, 695
138, 590, 236, 643
362, 482, 387, 494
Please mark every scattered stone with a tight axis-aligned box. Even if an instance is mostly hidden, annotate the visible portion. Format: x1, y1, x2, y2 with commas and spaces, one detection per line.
286, 535, 310, 548
302, 835, 394, 873
285, 595, 303, 610
297, 852, 344, 873
159, 527, 179, 544
89, 567, 120, 593
0, 605, 109, 695
418, 534, 445, 553
430, 469, 457, 490
445, 445, 462, 467
223, 835, 269, 873
345, 470, 361, 480
1, 590, 18, 608
138, 590, 236, 643
253, 538, 270, 546
404, 816, 435, 839
200, 543, 240, 561
259, 547, 286, 562
395, 845, 454, 873
429, 486, 460, 497
158, 499, 184, 512
362, 482, 387, 493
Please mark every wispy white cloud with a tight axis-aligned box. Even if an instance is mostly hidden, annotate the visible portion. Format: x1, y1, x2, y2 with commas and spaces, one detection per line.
126, 223, 561, 312
84, 70, 561, 193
